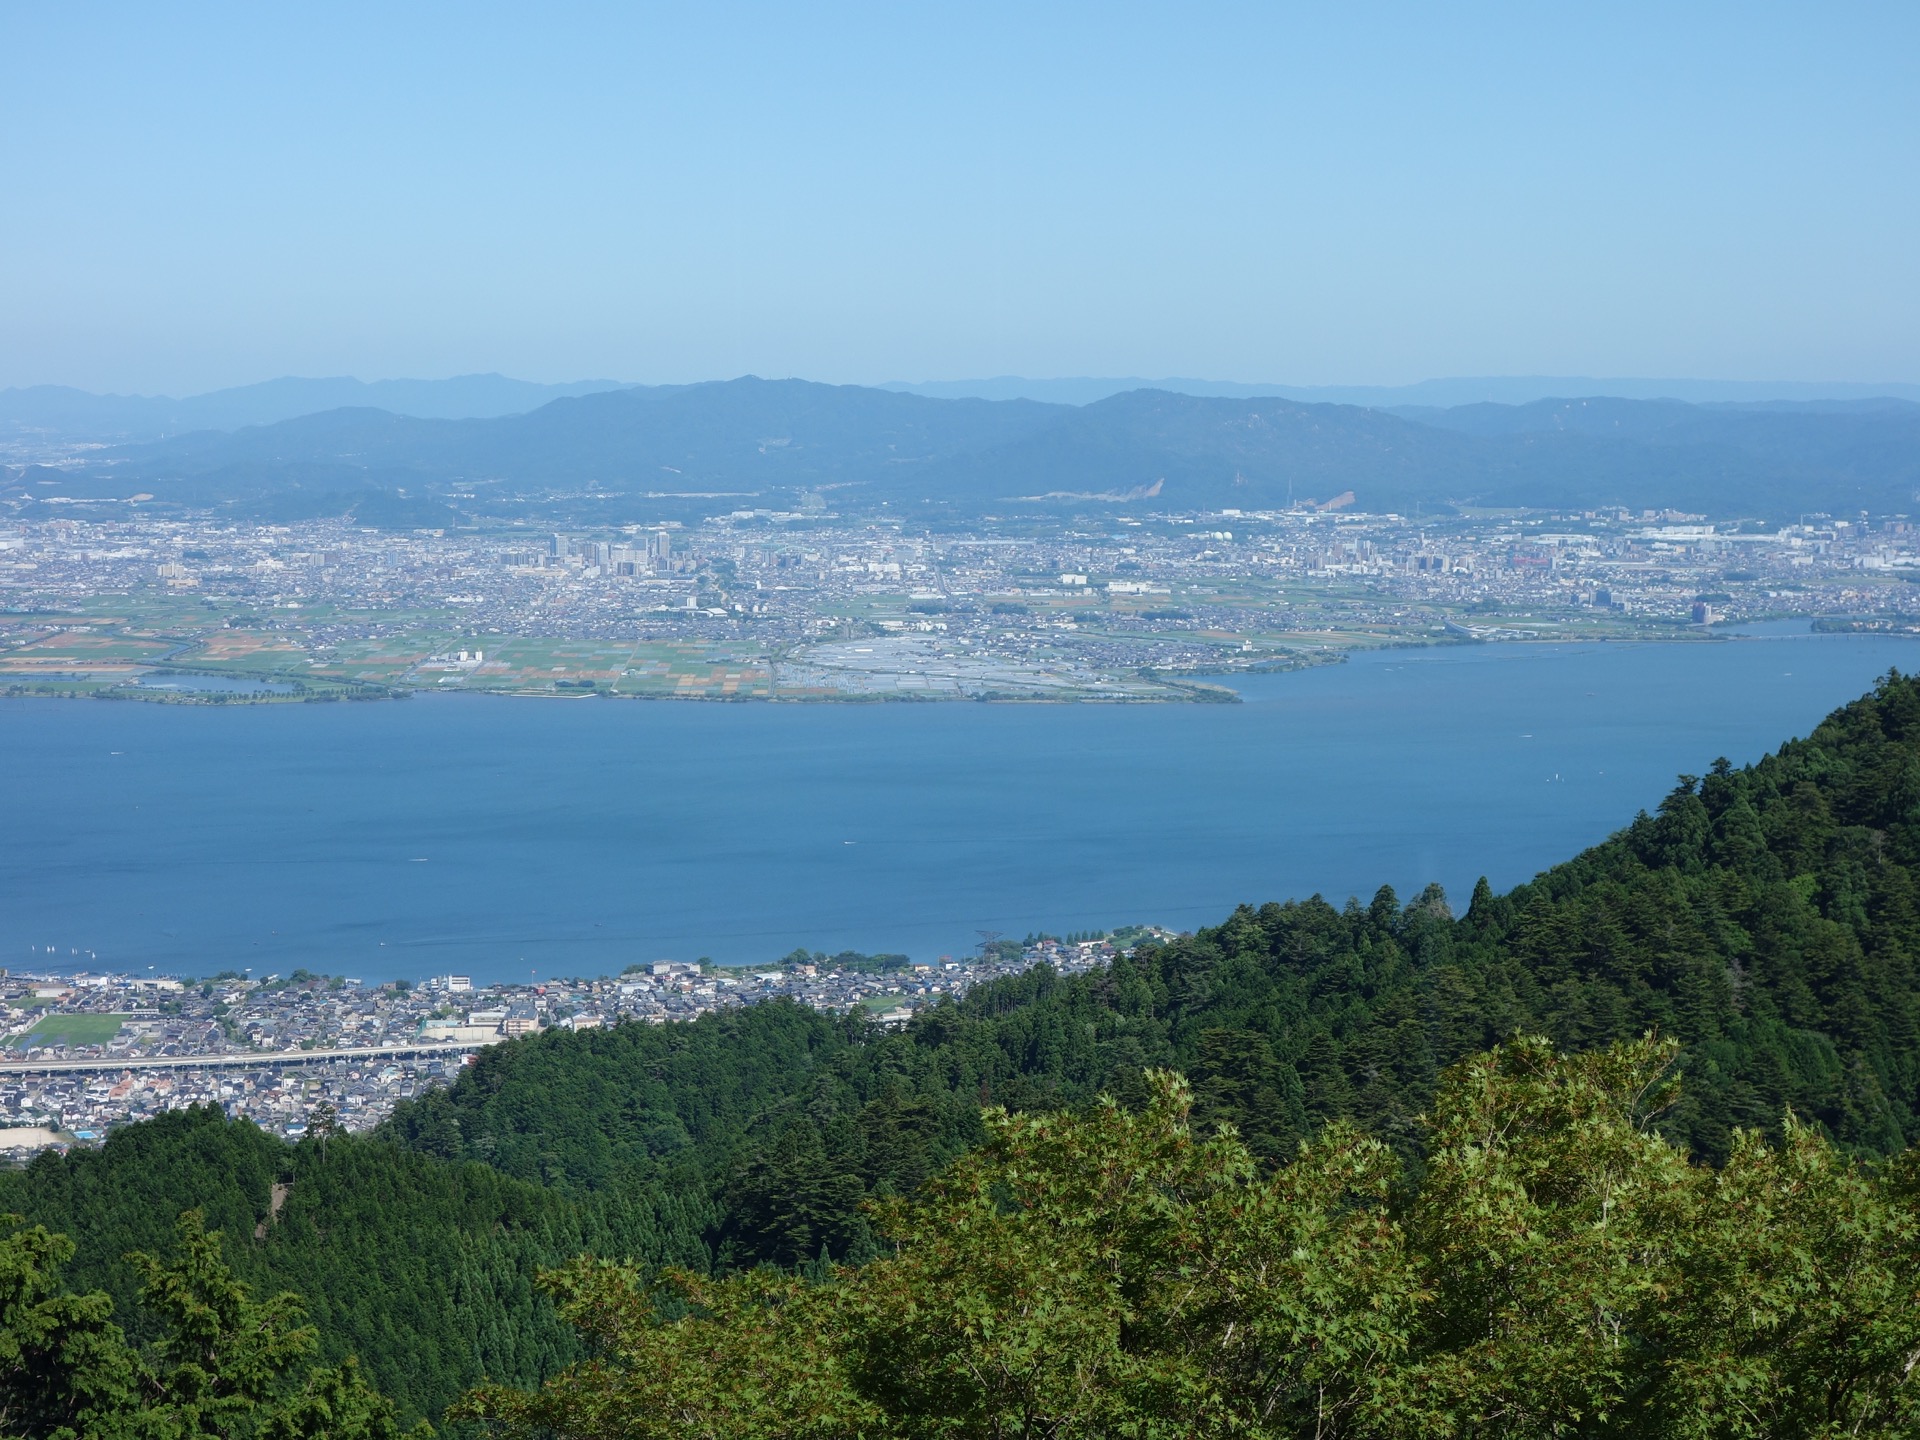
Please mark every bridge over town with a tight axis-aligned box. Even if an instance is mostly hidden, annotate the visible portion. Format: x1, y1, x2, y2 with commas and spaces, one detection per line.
0, 1040, 497, 1078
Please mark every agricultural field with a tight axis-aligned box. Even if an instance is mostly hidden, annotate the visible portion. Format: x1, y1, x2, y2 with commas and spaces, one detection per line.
395, 636, 777, 698
179, 629, 310, 670
0, 623, 178, 678
0, 604, 382, 702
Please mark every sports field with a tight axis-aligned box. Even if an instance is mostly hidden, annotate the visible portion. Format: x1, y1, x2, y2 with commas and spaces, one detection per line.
12, 1014, 125, 1049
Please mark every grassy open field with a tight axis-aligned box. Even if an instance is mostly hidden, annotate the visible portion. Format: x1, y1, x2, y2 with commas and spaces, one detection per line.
13, 1014, 126, 1049
396, 636, 777, 697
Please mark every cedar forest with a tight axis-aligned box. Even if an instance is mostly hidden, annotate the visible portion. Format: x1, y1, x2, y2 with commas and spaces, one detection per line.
6, 674, 1920, 1436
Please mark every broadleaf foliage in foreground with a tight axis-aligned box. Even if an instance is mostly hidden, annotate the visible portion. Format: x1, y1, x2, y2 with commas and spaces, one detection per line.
461, 1037, 1920, 1438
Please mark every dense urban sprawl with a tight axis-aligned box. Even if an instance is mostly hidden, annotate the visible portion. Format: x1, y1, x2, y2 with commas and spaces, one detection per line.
5, 505, 1917, 701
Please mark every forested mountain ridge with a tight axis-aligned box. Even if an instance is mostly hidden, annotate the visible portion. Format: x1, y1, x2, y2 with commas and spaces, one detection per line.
24, 376, 1920, 518
7, 672, 1920, 1429
45, 378, 1067, 509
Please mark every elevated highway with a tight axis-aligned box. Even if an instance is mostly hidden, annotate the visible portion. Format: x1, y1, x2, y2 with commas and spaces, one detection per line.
0, 1039, 497, 1078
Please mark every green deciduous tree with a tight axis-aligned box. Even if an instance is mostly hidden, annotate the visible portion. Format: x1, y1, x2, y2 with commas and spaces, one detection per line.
460, 1038, 1920, 1439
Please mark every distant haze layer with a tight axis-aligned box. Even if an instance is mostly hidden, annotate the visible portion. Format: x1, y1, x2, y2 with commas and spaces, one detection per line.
6, 373, 1918, 442
0, 375, 631, 441
883, 376, 1920, 409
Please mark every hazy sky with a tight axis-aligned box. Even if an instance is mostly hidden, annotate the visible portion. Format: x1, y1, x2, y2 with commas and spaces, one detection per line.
3, 3, 1916, 394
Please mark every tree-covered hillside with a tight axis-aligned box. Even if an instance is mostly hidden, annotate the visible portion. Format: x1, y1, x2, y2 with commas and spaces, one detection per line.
0, 1108, 710, 1423
17, 1040, 1920, 1436
465, 1041, 1920, 1439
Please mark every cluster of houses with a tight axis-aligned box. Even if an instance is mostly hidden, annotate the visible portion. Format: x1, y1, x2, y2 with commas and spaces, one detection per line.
0, 930, 1150, 1155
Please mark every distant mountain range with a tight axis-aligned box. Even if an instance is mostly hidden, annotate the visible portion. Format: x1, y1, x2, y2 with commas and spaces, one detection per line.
32, 380, 1062, 513
917, 390, 1920, 516
11, 372, 1918, 443
884, 375, 1920, 408
0, 374, 632, 441
8, 376, 1920, 521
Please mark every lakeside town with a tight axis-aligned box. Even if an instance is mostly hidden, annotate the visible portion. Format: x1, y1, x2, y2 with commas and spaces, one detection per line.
5, 504, 1918, 703
0, 929, 1154, 1156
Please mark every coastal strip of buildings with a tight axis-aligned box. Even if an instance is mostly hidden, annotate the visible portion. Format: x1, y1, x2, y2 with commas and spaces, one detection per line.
0, 933, 1145, 1156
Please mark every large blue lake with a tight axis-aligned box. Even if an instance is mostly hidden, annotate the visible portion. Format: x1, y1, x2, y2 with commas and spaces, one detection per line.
3, 626, 1914, 985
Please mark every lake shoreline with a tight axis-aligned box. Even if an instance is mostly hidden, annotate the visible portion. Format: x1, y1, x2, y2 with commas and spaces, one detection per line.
0, 630, 1771, 707
6, 625, 1912, 983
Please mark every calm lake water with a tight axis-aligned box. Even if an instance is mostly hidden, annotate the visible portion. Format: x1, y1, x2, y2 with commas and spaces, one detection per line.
3, 627, 1914, 984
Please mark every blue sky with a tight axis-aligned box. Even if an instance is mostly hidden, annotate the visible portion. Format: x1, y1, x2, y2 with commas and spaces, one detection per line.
2, 2, 1915, 393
